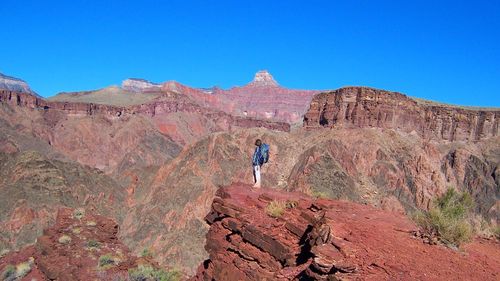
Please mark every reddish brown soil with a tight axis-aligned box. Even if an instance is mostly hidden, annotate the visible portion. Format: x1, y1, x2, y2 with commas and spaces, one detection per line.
193, 183, 500, 280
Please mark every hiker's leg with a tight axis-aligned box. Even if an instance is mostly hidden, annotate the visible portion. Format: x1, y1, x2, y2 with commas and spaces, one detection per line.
253, 165, 257, 184
253, 165, 261, 187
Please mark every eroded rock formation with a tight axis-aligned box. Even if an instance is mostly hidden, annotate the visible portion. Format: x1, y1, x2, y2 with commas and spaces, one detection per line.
192, 184, 500, 280
304, 87, 499, 141
0, 73, 37, 96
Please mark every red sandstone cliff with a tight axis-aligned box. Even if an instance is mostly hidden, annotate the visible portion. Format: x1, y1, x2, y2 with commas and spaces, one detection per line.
304, 87, 499, 141
192, 184, 500, 280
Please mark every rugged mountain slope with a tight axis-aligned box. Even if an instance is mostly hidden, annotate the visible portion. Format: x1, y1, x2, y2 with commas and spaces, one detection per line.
120, 126, 499, 274
0, 89, 288, 172
1, 72, 499, 278
48, 86, 164, 106
212, 71, 321, 123
50, 71, 321, 124
192, 184, 500, 280
304, 87, 499, 141
0, 208, 164, 281
0, 121, 127, 255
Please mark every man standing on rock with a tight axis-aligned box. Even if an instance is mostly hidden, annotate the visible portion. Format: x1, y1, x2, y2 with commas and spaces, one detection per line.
252, 139, 269, 188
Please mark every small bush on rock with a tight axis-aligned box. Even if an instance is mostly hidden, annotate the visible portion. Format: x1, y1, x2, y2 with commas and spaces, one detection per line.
413, 188, 474, 247
141, 248, 153, 258
15, 261, 32, 279
0, 248, 10, 258
1, 265, 15, 281
311, 190, 329, 199
266, 200, 286, 218
494, 226, 500, 240
87, 240, 100, 249
58, 234, 72, 244
98, 253, 117, 269
73, 208, 85, 220
128, 265, 181, 281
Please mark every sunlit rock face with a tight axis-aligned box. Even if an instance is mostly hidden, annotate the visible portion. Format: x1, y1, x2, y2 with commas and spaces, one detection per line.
121, 78, 160, 92
304, 86, 499, 141
0, 72, 39, 97
248, 70, 279, 87
212, 70, 322, 123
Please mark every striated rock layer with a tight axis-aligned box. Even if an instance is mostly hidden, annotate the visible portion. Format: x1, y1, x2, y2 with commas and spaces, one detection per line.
213, 70, 321, 123
0, 89, 289, 133
304, 87, 499, 141
192, 184, 500, 280
0, 89, 289, 174
0, 72, 37, 96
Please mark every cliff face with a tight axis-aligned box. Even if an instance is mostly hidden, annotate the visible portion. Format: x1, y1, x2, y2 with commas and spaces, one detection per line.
0, 90, 289, 132
192, 184, 500, 280
304, 87, 499, 141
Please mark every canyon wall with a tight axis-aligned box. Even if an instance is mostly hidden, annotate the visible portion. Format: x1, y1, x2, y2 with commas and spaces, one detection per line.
0, 90, 290, 132
304, 87, 499, 141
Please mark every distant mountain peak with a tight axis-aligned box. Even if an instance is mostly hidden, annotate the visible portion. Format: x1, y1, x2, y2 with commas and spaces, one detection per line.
0, 72, 40, 97
121, 78, 159, 92
248, 70, 279, 87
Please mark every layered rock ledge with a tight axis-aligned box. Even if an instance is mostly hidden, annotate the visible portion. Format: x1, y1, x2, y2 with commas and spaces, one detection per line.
304, 87, 499, 141
192, 184, 500, 280
0, 89, 290, 132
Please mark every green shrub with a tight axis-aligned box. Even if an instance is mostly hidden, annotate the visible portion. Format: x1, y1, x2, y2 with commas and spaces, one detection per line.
311, 190, 329, 199
1, 265, 15, 281
141, 248, 153, 258
1, 259, 33, 281
87, 240, 100, 249
0, 248, 10, 258
266, 200, 286, 218
72, 227, 82, 234
98, 254, 116, 269
73, 208, 85, 220
15, 261, 32, 279
58, 234, 72, 244
494, 226, 500, 240
413, 188, 474, 247
128, 265, 181, 281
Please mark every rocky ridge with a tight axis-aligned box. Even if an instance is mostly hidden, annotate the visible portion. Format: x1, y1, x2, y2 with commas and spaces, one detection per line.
0, 73, 37, 96
248, 70, 279, 87
192, 184, 500, 280
122, 78, 161, 92
212, 71, 321, 123
304, 87, 499, 141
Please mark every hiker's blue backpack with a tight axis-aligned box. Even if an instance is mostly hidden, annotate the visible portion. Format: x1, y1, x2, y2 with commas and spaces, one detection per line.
261, 143, 270, 163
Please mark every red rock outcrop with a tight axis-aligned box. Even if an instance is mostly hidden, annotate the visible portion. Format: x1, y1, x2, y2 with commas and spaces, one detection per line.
304, 87, 499, 141
192, 184, 500, 280
0, 208, 161, 281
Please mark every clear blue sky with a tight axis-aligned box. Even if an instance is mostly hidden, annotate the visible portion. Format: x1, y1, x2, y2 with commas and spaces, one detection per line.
1, 0, 499, 107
